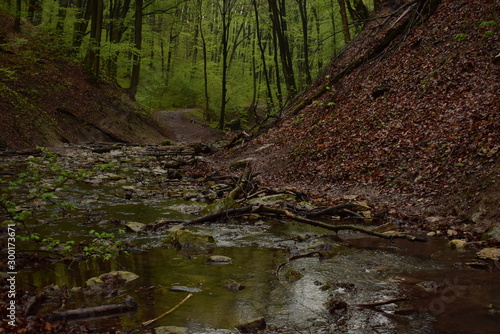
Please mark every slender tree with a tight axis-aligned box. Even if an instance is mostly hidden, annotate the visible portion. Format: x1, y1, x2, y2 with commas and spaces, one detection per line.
130, 0, 143, 99
217, 0, 238, 130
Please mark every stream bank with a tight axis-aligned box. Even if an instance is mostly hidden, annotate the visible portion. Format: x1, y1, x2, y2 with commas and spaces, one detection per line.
0, 143, 499, 333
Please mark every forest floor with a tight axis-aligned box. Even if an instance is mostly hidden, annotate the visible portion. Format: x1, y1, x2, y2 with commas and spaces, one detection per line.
200, 0, 500, 240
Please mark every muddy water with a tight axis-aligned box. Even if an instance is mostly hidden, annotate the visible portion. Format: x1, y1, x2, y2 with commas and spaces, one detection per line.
2, 145, 500, 333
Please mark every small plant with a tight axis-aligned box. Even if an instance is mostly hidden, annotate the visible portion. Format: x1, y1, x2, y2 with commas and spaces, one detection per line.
454, 33, 467, 42
479, 21, 498, 27
292, 113, 307, 125
482, 31, 495, 39
1, 147, 120, 260
84, 229, 127, 260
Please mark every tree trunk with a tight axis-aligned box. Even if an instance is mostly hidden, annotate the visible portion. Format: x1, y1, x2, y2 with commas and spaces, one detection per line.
268, 0, 296, 98
251, 0, 274, 112
14, 0, 21, 31
296, 0, 312, 87
338, 0, 351, 43
130, 0, 143, 100
83, 0, 104, 78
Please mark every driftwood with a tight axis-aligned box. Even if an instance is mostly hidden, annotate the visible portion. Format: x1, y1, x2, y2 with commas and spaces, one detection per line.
142, 293, 193, 326
48, 296, 137, 320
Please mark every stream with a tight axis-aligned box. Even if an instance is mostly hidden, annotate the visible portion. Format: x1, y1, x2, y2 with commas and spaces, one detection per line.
1, 144, 499, 334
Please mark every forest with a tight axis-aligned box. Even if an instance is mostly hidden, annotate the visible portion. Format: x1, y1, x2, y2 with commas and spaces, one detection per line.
0, 0, 499, 333
3, 0, 376, 128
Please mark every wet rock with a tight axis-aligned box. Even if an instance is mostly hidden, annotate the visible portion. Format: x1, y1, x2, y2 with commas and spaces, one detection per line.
169, 286, 202, 293
481, 226, 500, 241
167, 224, 185, 233
248, 194, 296, 206
236, 317, 266, 333
125, 221, 146, 233
155, 326, 189, 334
163, 230, 216, 251
324, 299, 348, 315
206, 255, 232, 265
285, 269, 304, 282
223, 279, 246, 292
448, 239, 467, 250
476, 248, 500, 261
201, 197, 240, 215
86, 271, 139, 288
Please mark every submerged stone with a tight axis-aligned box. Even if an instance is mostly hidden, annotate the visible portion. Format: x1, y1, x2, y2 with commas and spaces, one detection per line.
163, 230, 216, 251
86, 271, 139, 288
236, 317, 266, 333
170, 286, 202, 293
155, 326, 189, 334
206, 255, 232, 265
223, 279, 246, 292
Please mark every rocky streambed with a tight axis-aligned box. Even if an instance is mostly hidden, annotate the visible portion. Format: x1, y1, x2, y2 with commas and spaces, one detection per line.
0, 143, 499, 333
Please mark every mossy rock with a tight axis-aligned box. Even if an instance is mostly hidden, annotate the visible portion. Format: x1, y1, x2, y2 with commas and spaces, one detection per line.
201, 197, 240, 215
248, 194, 296, 206
86, 271, 139, 288
164, 230, 216, 251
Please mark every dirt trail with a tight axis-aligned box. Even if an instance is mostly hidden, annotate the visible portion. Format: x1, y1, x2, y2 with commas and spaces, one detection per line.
154, 109, 223, 144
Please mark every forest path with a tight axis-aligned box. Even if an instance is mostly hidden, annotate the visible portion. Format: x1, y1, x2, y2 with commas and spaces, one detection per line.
154, 109, 223, 144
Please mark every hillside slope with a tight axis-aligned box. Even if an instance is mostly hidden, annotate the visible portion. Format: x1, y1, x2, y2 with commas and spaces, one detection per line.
0, 13, 170, 150
209, 0, 499, 230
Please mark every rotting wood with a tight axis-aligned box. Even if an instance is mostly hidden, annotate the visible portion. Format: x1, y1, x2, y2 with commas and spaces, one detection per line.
228, 166, 252, 200
48, 295, 137, 320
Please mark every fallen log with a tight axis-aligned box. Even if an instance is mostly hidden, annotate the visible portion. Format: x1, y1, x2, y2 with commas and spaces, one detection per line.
156, 204, 426, 242
48, 296, 137, 320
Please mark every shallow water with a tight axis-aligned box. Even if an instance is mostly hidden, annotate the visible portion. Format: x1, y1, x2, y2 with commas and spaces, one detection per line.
3, 145, 500, 333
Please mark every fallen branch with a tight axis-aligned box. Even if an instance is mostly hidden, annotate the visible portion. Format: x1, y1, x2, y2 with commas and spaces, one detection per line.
275, 251, 321, 282
156, 204, 426, 242
256, 206, 426, 242
350, 297, 409, 307
48, 296, 137, 320
142, 293, 193, 326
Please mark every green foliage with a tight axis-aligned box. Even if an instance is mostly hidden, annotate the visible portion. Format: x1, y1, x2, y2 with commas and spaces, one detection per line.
482, 31, 495, 38
454, 33, 467, 42
85, 229, 127, 260
479, 21, 498, 27
0, 147, 120, 260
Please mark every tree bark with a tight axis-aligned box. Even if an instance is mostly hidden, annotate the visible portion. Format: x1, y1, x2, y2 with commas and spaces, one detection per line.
338, 0, 351, 43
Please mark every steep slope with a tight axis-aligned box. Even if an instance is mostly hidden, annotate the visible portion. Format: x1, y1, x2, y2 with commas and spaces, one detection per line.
209, 0, 499, 230
0, 13, 170, 150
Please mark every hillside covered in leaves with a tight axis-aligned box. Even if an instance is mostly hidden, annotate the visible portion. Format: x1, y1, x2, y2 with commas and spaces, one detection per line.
0, 12, 170, 150
208, 0, 500, 230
